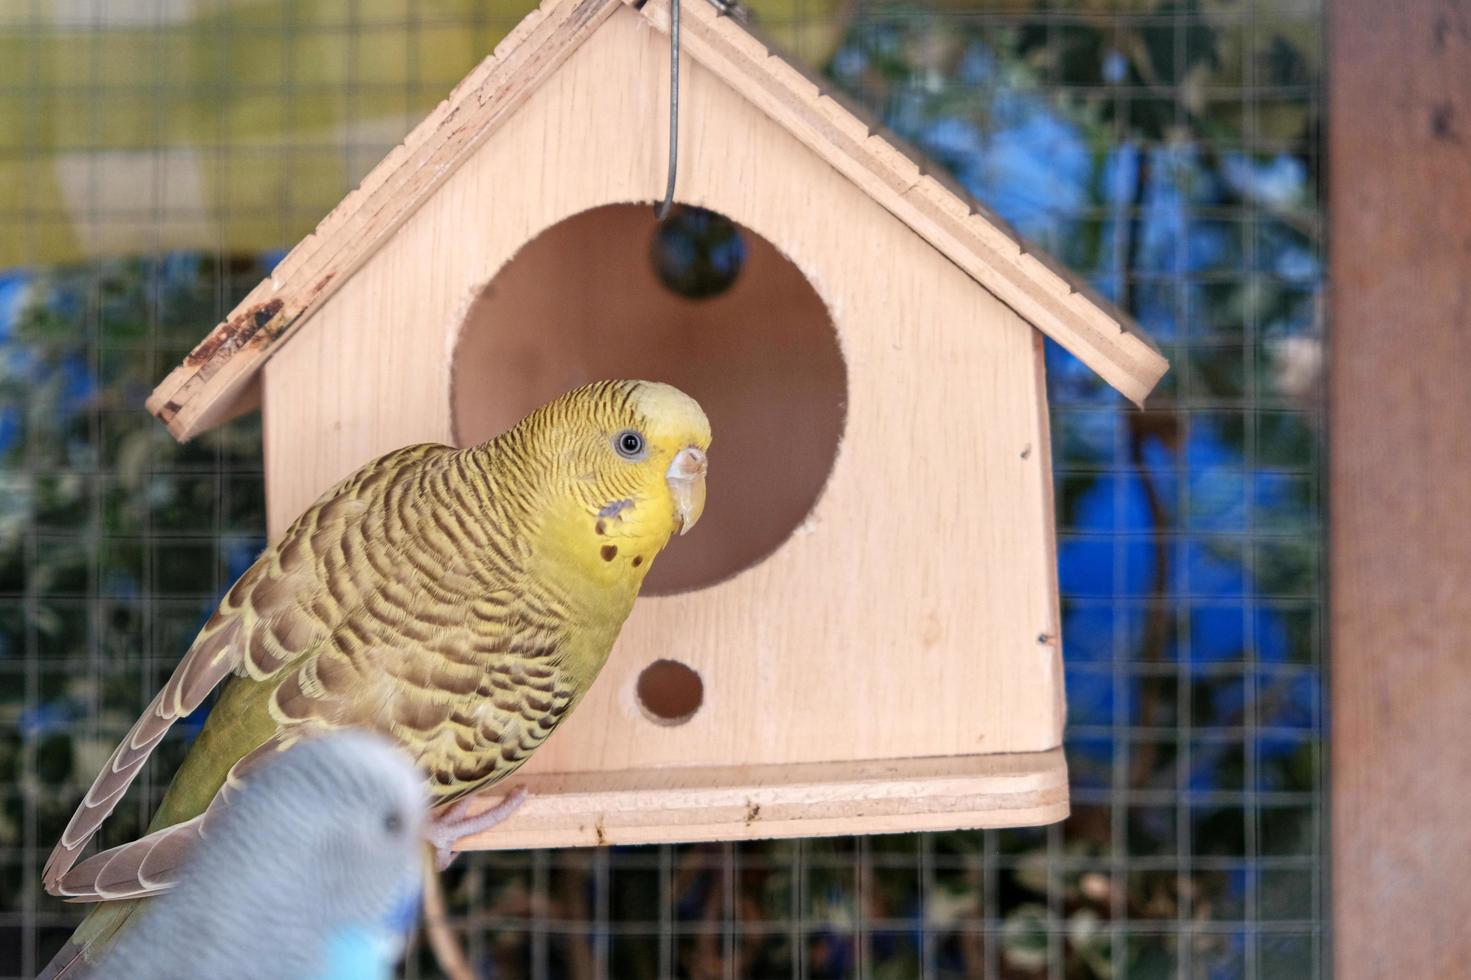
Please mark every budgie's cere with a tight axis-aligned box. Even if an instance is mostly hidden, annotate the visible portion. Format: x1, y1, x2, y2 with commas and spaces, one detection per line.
39, 380, 711, 975
97, 731, 426, 980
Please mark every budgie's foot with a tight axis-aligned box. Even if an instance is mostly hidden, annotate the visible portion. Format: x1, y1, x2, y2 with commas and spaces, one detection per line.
428, 786, 529, 870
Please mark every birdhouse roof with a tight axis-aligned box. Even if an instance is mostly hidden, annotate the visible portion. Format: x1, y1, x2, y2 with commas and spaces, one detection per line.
146, 0, 1168, 441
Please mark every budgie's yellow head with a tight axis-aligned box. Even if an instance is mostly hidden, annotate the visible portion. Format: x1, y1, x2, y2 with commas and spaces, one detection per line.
502, 380, 711, 584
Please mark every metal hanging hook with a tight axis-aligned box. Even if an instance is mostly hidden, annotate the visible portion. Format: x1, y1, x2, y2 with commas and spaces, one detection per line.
653, 0, 681, 220
654, 0, 740, 221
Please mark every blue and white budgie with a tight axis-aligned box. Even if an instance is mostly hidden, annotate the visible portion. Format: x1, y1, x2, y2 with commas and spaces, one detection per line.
77, 731, 426, 980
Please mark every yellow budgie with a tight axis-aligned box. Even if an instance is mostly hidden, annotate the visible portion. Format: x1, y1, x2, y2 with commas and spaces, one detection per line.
39, 379, 710, 977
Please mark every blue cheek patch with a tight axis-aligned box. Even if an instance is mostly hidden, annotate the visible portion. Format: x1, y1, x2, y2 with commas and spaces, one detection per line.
598, 499, 634, 520
315, 927, 398, 980
385, 886, 422, 933
312, 887, 419, 980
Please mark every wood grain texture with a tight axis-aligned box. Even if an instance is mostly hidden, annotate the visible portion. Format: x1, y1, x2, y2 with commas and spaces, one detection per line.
259, 8, 1069, 840
453, 750, 1068, 850
148, 0, 1165, 440
1330, 2, 1471, 976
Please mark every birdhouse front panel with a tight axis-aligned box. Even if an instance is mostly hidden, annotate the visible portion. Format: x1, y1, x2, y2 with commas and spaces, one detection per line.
251, 8, 1067, 844
150, 0, 1166, 847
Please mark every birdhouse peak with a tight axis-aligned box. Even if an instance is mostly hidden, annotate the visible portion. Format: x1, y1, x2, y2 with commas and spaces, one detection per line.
146, 0, 1166, 443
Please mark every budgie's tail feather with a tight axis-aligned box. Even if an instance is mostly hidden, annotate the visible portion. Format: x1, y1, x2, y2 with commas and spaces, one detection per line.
33, 940, 83, 980
49, 815, 203, 901
36, 899, 141, 979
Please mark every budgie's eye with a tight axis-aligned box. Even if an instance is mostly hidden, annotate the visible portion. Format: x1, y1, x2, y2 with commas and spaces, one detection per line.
383, 809, 404, 835
615, 430, 646, 459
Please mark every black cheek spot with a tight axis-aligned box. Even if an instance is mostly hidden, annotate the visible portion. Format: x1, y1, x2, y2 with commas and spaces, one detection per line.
601, 545, 618, 562
632, 555, 643, 567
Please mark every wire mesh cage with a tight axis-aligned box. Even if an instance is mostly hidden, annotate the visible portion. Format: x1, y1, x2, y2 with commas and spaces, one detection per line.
0, 0, 1323, 977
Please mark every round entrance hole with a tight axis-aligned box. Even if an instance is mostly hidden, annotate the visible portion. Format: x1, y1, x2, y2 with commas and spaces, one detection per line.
451, 204, 847, 595
635, 659, 704, 725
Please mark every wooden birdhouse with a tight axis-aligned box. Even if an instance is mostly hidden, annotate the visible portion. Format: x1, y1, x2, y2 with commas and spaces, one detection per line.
146, 0, 1167, 849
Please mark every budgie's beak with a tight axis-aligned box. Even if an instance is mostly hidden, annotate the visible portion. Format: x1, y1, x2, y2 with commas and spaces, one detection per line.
667, 447, 708, 536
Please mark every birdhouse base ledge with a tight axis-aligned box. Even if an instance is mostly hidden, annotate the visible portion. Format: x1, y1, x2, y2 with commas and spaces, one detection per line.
452, 749, 1068, 851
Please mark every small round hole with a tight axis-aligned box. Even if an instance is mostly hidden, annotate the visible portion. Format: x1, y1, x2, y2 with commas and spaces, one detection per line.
650, 206, 746, 299
635, 659, 704, 726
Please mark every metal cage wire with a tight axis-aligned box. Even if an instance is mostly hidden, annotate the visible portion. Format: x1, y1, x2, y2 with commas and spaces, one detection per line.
0, 0, 1323, 977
